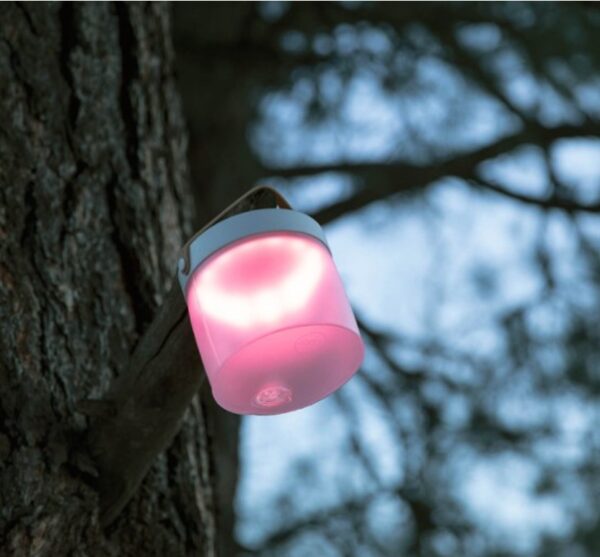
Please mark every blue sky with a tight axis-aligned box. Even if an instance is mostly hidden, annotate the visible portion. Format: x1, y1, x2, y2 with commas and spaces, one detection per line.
234, 25, 600, 554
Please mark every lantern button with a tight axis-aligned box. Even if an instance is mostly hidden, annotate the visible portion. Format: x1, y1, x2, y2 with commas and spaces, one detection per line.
253, 384, 292, 409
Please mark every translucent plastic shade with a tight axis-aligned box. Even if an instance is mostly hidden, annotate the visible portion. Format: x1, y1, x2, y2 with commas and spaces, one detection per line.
185, 231, 364, 415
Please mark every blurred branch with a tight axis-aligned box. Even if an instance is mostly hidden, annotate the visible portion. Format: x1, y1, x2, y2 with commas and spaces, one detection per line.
245, 490, 381, 555
331, 390, 382, 488
356, 316, 424, 382
433, 25, 534, 124
261, 121, 599, 223
491, 15, 597, 122
244, 479, 465, 557
242, 483, 434, 556
469, 175, 600, 213
357, 311, 554, 454
356, 314, 496, 392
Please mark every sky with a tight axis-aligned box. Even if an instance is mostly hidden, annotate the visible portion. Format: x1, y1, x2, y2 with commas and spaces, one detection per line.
233, 25, 600, 555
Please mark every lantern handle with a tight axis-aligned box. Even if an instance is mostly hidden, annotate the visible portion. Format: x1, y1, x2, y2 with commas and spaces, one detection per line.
178, 185, 292, 275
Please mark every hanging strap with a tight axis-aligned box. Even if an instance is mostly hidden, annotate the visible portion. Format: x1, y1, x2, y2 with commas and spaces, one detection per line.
179, 185, 292, 275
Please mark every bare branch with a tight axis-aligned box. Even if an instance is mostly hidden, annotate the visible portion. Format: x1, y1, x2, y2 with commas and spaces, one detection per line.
246, 488, 387, 554
432, 24, 534, 124
261, 122, 599, 223
469, 175, 600, 213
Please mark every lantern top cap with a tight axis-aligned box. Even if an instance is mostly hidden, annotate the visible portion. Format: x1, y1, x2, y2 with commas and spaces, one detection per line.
177, 208, 329, 294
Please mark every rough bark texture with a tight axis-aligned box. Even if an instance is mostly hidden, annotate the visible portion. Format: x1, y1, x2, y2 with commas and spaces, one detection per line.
0, 3, 217, 555
83, 185, 288, 530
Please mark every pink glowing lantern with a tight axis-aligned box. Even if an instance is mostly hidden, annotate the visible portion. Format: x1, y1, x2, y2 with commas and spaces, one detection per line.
178, 208, 364, 415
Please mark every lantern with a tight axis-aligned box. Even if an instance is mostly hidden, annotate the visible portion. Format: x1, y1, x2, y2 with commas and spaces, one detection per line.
178, 208, 364, 415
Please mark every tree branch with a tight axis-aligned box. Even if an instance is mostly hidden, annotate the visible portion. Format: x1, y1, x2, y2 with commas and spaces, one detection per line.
433, 24, 534, 125
245, 488, 388, 554
261, 122, 599, 223
469, 175, 600, 213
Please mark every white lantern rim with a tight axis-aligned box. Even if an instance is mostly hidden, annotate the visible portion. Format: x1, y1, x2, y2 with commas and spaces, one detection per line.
178, 208, 329, 294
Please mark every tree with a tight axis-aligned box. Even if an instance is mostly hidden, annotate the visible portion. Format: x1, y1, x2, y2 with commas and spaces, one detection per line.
2, 2, 599, 556
0, 4, 218, 555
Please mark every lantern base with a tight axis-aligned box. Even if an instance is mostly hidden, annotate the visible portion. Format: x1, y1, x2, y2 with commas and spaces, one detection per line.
210, 324, 364, 415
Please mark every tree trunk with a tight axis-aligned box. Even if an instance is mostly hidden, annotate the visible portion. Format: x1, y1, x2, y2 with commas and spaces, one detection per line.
0, 3, 217, 555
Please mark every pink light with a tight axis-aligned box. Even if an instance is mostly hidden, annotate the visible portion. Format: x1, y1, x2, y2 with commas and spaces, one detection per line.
192, 235, 325, 329
186, 231, 364, 415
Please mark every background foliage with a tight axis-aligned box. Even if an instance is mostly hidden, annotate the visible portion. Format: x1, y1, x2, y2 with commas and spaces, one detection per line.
172, 3, 600, 556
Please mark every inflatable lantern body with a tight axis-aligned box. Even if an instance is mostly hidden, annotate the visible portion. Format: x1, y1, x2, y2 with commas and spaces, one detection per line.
178, 208, 364, 415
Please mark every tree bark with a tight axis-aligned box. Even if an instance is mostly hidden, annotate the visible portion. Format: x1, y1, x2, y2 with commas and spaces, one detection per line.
0, 3, 217, 555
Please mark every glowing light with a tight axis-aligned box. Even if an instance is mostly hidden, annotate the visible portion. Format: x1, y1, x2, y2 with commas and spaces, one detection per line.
190, 234, 325, 329
183, 225, 364, 415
